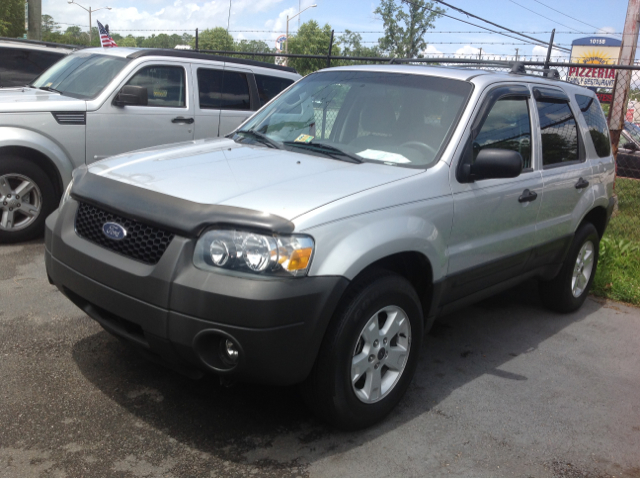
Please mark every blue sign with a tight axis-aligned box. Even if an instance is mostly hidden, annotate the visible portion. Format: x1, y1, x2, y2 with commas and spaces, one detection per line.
571, 36, 622, 47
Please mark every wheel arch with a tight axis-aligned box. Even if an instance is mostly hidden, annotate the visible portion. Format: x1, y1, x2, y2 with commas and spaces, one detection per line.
579, 205, 608, 238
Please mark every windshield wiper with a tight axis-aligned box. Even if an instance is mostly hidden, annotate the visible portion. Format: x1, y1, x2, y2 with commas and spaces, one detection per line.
282, 141, 363, 164
37, 86, 62, 94
232, 129, 281, 149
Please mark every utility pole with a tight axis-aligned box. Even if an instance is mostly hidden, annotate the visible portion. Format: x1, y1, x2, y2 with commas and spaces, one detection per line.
608, 0, 640, 160
27, 0, 42, 41
515, 48, 519, 61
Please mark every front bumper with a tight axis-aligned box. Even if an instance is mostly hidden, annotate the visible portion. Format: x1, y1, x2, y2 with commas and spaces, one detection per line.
45, 202, 349, 385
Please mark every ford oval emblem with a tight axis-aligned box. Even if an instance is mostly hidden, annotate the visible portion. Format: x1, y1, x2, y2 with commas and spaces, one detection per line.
102, 222, 127, 241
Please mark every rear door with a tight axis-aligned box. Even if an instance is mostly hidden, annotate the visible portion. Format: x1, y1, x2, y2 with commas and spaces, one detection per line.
534, 87, 594, 246
86, 61, 195, 163
192, 61, 225, 139
218, 65, 256, 137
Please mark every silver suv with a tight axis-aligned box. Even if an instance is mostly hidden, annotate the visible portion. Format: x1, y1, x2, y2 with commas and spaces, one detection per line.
45, 64, 615, 429
0, 47, 299, 241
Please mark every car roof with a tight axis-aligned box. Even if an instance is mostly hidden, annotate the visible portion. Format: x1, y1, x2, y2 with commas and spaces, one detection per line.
73, 47, 298, 74
0, 37, 80, 53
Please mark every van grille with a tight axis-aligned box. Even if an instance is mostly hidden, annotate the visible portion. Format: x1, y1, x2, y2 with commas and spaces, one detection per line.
75, 202, 174, 265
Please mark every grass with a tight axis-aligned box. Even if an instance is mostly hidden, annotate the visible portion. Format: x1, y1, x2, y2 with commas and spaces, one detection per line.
591, 177, 640, 306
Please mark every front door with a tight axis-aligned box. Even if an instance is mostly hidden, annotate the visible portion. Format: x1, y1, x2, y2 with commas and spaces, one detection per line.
86, 62, 195, 164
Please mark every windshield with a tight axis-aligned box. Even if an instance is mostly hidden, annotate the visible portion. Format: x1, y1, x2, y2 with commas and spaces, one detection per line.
237, 70, 472, 168
30, 52, 130, 100
625, 121, 640, 145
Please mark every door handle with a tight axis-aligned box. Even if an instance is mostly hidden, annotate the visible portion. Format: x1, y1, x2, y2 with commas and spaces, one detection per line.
518, 189, 538, 203
575, 177, 589, 189
172, 117, 194, 124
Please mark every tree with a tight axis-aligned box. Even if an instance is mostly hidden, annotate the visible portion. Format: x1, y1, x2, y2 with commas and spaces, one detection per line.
339, 30, 382, 58
374, 0, 444, 58
196, 27, 234, 51
234, 39, 275, 63
0, 0, 26, 37
41, 14, 59, 34
119, 35, 137, 47
287, 20, 339, 75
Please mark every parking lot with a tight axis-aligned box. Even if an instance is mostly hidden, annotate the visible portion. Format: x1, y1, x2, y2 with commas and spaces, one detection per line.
1, 239, 639, 477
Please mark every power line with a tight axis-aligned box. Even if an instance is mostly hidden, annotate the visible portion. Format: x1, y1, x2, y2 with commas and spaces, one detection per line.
532, 0, 620, 36
400, 0, 569, 51
425, 0, 571, 52
508, 0, 583, 33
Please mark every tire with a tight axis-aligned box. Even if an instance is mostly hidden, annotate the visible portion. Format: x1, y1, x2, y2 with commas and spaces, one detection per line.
301, 271, 424, 430
0, 156, 57, 243
539, 222, 600, 313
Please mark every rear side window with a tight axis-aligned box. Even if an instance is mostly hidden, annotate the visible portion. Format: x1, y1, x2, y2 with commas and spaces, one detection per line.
255, 74, 295, 107
474, 98, 532, 168
197, 69, 250, 110
0, 47, 65, 87
575, 94, 611, 157
535, 101, 579, 166
126, 65, 186, 107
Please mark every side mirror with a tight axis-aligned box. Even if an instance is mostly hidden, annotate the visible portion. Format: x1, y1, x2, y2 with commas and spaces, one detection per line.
470, 148, 523, 181
622, 141, 637, 151
113, 85, 148, 107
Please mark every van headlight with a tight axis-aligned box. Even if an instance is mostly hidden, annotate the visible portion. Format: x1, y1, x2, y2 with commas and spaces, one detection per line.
59, 179, 74, 209
194, 229, 314, 277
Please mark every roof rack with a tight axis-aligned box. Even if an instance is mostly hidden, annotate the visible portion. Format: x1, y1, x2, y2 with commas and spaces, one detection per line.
509, 61, 560, 79
0, 36, 83, 50
126, 49, 297, 73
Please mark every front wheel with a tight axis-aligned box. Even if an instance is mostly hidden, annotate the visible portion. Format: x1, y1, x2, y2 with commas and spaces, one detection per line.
539, 222, 600, 313
0, 156, 57, 243
302, 272, 423, 430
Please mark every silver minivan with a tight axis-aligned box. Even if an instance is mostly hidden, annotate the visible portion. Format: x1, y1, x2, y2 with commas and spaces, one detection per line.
45, 64, 615, 429
0, 48, 300, 242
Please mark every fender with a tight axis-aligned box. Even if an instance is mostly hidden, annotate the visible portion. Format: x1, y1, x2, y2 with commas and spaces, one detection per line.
306, 195, 452, 282
0, 126, 75, 187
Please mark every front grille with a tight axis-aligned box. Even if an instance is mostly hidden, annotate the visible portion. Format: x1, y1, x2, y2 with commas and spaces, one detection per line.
75, 202, 174, 265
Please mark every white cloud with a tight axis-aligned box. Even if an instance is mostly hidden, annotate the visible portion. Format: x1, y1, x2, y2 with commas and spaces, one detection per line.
455, 45, 480, 57
532, 45, 567, 61
423, 44, 443, 57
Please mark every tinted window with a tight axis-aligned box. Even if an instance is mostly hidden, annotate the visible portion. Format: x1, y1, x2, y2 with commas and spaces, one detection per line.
197, 69, 251, 110
474, 98, 532, 168
255, 74, 294, 107
536, 101, 579, 166
0, 47, 65, 87
625, 121, 640, 144
31, 53, 130, 100
575, 94, 611, 157
126, 65, 186, 107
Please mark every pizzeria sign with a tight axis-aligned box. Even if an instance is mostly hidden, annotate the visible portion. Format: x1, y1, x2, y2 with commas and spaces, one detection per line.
566, 36, 621, 88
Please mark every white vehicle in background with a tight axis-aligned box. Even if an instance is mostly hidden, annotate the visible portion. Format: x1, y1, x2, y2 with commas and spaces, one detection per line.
0, 47, 300, 242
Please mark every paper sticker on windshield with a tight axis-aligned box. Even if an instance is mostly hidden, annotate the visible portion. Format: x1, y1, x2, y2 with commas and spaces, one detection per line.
357, 149, 411, 164
294, 134, 314, 143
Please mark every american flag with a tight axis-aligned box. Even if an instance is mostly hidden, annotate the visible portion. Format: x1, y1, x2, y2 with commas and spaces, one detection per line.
97, 20, 117, 48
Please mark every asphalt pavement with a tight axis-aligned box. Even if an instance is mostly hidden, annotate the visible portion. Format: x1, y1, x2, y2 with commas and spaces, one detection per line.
1, 239, 639, 477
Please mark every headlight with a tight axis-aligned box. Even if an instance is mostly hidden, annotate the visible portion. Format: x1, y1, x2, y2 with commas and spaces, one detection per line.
59, 179, 74, 209
194, 229, 314, 277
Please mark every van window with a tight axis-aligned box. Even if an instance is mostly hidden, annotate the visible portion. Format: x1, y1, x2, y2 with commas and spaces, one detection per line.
535, 100, 579, 166
575, 94, 611, 157
197, 69, 250, 110
255, 74, 295, 107
0, 47, 65, 87
126, 65, 186, 107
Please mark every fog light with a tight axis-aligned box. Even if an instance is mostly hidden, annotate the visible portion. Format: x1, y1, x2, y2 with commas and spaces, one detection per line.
221, 339, 239, 364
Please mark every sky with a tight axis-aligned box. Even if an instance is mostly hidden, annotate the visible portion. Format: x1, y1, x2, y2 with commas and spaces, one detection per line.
42, 0, 632, 59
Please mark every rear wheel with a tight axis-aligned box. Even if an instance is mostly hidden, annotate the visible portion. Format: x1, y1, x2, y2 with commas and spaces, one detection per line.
539, 222, 600, 313
302, 271, 423, 430
0, 156, 57, 243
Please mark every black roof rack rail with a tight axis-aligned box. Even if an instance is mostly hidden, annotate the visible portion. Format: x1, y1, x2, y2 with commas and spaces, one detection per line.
126, 49, 297, 73
0, 36, 83, 50
509, 61, 560, 79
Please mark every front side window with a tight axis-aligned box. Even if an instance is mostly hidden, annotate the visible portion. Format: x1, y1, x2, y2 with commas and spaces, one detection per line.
536, 100, 579, 166
125, 65, 186, 107
474, 97, 532, 168
30, 52, 130, 100
575, 94, 611, 157
237, 71, 472, 169
255, 74, 295, 107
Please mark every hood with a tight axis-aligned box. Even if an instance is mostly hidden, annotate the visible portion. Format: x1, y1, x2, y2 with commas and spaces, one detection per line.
87, 138, 421, 220
0, 87, 86, 113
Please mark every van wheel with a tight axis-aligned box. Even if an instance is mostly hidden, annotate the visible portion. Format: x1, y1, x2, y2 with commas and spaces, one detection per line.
539, 222, 600, 313
302, 272, 423, 430
0, 156, 56, 243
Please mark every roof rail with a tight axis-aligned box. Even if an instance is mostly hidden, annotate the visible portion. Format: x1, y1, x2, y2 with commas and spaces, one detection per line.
0, 36, 83, 50
510, 61, 560, 79
126, 49, 297, 73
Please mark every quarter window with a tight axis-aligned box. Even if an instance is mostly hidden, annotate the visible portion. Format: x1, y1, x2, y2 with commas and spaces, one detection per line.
255, 74, 294, 107
474, 98, 532, 168
575, 94, 611, 157
125, 65, 186, 107
536, 100, 579, 166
